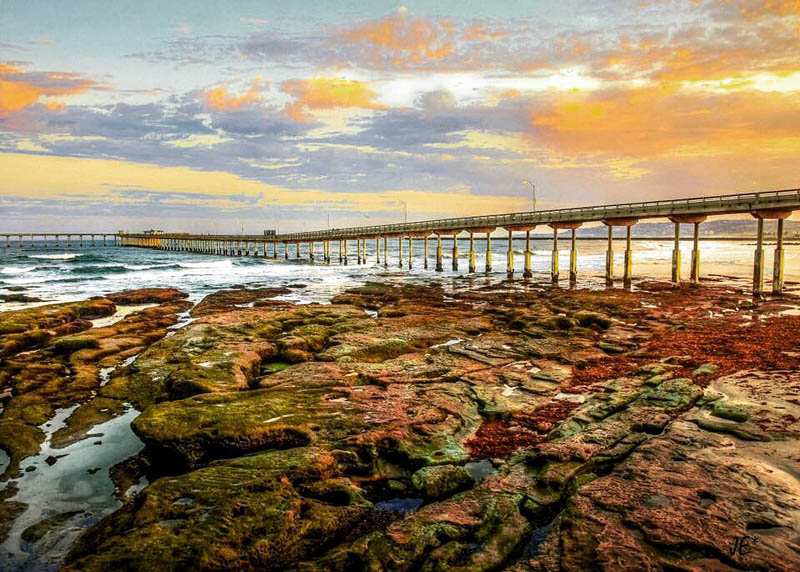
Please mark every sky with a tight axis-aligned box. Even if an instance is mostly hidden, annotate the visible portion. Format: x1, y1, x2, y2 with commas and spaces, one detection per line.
0, 0, 799, 233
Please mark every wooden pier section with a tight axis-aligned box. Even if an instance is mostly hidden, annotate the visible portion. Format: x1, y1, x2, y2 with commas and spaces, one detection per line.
7, 189, 800, 297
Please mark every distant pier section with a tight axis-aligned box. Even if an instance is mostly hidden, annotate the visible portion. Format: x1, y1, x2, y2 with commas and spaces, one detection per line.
5, 188, 800, 297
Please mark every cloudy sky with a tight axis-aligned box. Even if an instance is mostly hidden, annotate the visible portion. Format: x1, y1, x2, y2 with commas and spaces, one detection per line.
1, 1, 798, 232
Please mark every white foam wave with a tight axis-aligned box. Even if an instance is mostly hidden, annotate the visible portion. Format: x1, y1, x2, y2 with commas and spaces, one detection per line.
29, 253, 81, 260
1, 266, 36, 275
178, 260, 234, 270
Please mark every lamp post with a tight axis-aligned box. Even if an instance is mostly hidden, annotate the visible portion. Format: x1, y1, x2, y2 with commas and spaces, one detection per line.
523, 179, 536, 212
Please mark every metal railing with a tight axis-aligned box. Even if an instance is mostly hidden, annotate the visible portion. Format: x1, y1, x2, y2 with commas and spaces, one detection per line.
119, 188, 800, 242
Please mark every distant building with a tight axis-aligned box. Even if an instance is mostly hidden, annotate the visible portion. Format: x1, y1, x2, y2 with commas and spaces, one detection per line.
263, 229, 276, 237
143, 229, 164, 235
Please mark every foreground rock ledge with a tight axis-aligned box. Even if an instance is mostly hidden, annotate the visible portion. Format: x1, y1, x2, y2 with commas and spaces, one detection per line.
4, 281, 798, 571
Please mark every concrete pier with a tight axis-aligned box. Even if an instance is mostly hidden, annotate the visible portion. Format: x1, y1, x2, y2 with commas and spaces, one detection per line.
569, 228, 578, 285
423, 235, 429, 270
435, 233, 444, 272
605, 225, 614, 285
551, 227, 559, 284
452, 234, 459, 271
468, 232, 476, 273
774, 219, 785, 295
506, 229, 514, 278
398, 236, 403, 269
407, 236, 413, 269
523, 229, 534, 279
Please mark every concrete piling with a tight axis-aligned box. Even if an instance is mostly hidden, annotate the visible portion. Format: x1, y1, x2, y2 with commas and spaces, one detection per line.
569, 228, 577, 286
774, 218, 785, 295
623, 226, 633, 288
605, 225, 614, 285
468, 232, 476, 273
523, 230, 533, 279
452, 234, 459, 271
436, 234, 444, 272
506, 229, 514, 278
485, 232, 492, 273
551, 227, 559, 284
753, 217, 765, 298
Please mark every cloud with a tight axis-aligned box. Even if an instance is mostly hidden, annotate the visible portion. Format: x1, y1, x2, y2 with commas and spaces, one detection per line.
528, 83, 800, 158
0, 62, 102, 116
282, 77, 386, 121
204, 78, 265, 111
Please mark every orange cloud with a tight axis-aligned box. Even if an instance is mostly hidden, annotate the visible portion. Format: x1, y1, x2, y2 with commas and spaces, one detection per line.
0, 65, 97, 115
343, 11, 457, 67
282, 78, 386, 121
204, 78, 264, 111
530, 84, 800, 158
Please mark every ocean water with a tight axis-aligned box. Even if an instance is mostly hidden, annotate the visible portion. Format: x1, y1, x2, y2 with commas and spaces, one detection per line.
1, 237, 798, 311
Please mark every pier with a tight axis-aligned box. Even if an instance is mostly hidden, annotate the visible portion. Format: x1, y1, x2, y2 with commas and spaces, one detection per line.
1, 233, 119, 249
7, 189, 800, 297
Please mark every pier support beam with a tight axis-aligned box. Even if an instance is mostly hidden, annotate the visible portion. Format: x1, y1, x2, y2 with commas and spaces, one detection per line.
468, 232, 476, 273
407, 236, 413, 269
605, 226, 614, 285
602, 218, 638, 287
524, 230, 534, 279
570, 228, 578, 285
375, 237, 380, 265
624, 227, 633, 288
343, 239, 348, 265
423, 236, 429, 270
506, 229, 514, 278
383, 236, 388, 268
486, 232, 493, 273
669, 215, 707, 286
452, 234, 460, 271
751, 209, 793, 298
435, 234, 444, 272
774, 219, 785, 295
398, 236, 403, 269
549, 223, 581, 285
551, 228, 559, 283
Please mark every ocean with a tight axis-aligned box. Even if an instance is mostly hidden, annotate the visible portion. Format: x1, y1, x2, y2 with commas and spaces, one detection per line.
1, 238, 798, 311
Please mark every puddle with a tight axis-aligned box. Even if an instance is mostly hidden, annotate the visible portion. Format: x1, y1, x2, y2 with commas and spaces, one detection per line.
430, 338, 463, 349
464, 459, 496, 483
90, 304, 156, 328
374, 497, 424, 514
0, 405, 144, 571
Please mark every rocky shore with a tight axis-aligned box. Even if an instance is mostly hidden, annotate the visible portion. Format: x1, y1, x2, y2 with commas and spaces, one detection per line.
1, 280, 799, 570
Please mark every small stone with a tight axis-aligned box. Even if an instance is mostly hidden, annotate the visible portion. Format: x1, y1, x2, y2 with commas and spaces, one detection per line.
598, 341, 625, 354
712, 401, 750, 422
693, 363, 719, 377
411, 465, 473, 500
44, 455, 58, 466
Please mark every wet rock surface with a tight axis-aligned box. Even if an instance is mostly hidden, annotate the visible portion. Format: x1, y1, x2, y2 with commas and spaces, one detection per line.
2, 280, 799, 570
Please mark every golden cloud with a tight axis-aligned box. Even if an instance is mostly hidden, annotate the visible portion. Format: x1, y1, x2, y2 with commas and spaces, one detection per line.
282, 77, 386, 121
0, 63, 97, 115
0, 152, 526, 220
529, 83, 800, 158
204, 78, 264, 111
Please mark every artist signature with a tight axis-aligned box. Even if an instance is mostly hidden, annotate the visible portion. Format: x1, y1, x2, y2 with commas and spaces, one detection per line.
730, 535, 760, 557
